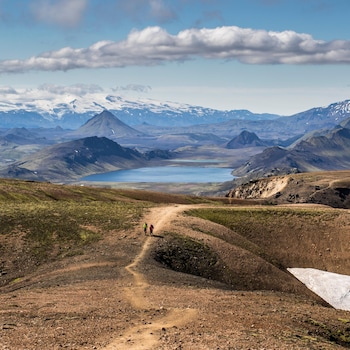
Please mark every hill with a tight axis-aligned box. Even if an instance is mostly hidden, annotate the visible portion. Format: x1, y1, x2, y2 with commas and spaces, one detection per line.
0, 127, 47, 145
227, 170, 350, 208
0, 136, 148, 182
1, 178, 350, 349
226, 130, 267, 148
68, 110, 144, 139
231, 118, 350, 182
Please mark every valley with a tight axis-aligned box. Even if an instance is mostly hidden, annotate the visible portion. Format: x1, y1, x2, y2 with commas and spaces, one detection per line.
1, 98, 350, 204
2, 2, 350, 349
1, 98, 350, 349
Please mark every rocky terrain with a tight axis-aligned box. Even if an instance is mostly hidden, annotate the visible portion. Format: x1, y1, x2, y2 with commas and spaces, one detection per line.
1, 178, 350, 349
227, 170, 350, 209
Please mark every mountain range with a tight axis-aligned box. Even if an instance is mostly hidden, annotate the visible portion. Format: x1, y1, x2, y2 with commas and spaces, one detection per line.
0, 94, 279, 129
0, 136, 172, 182
1, 96, 350, 189
232, 118, 350, 183
1, 93, 350, 134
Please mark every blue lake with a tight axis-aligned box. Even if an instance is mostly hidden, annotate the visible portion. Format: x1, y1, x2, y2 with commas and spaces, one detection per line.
81, 166, 234, 183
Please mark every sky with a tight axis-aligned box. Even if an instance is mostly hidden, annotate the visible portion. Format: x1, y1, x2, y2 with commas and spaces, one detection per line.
0, 0, 350, 116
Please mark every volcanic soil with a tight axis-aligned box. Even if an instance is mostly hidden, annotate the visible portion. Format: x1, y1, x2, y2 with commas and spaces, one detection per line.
1, 199, 350, 349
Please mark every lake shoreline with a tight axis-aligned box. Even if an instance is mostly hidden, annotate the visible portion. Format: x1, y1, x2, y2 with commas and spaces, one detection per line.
75, 180, 233, 196
80, 165, 234, 184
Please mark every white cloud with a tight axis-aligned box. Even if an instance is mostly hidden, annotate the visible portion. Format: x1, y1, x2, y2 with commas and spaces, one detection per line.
30, 0, 88, 27
38, 83, 104, 95
1, 25, 350, 74
0, 86, 18, 94
113, 84, 152, 93
0, 84, 105, 106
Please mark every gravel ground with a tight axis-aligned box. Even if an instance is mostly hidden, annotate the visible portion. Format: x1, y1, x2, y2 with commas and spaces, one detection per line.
1, 204, 350, 349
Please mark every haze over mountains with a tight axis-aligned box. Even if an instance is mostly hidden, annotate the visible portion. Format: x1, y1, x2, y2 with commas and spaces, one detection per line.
0, 95, 350, 189
0, 93, 279, 129
232, 117, 350, 181
0, 92, 349, 130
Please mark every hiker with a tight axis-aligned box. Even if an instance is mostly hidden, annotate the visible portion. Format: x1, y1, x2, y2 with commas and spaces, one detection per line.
149, 224, 154, 235
143, 223, 148, 235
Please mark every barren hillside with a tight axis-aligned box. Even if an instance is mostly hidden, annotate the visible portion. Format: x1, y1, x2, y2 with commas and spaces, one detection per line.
1, 179, 350, 349
227, 170, 350, 209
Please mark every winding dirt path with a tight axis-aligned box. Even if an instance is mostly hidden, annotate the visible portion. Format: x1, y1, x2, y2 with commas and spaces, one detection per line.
102, 205, 199, 350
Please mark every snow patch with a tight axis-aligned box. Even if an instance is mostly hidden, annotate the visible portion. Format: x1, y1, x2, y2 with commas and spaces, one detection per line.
288, 267, 350, 311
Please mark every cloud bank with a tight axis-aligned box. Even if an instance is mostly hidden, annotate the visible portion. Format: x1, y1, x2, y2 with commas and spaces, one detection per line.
0, 84, 111, 112
1, 25, 350, 74
30, 0, 88, 27
38, 83, 103, 95
0, 84, 152, 100
113, 84, 152, 93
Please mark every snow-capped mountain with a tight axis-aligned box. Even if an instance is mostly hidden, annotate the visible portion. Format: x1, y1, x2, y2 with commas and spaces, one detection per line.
289, 99, 350, 125
0, 87, 349, 132
0, 89, 279, 129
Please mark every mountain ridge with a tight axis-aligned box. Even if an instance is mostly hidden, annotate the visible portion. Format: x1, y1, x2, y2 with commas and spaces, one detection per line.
0, 136, 149, 182
0, 94, 350, 139
231, 116, 350, 184
0, 93, 280, 129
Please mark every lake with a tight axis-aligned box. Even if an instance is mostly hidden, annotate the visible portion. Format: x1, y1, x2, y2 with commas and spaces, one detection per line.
81, 166, 234, 183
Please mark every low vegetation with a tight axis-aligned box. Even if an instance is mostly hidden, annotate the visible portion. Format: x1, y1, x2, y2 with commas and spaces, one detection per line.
185, 207, 350, 274
0, 178, 222, 286
1, 177, 350, 349
0, 184, 148, 286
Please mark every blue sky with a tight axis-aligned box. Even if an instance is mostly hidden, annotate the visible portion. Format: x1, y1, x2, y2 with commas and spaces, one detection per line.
0, 0, 350, 115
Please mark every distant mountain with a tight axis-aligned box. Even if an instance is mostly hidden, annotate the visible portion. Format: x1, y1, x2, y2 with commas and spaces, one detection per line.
1, 94, 350, 149
205, 100, 350, 140
273, 100, 350, 134
226, 130, 267, 149
0, 136, 149, 182
0, 94, 280, 129
152, 132, 225, 149
294, 127, 350, 158
340, 117, 350, 129
232, 147, 293, 180
69, 110, 144, 139
136, 99, 350, 141
232, 117, 350, 183
0, 110, 54, 128
0, 127, 47, 145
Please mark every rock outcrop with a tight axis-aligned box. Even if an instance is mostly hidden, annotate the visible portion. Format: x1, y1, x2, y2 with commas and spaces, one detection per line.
226, 171, 350, 208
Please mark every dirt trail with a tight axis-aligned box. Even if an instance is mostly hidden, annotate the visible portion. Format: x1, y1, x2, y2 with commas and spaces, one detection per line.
102, 205, 198, 350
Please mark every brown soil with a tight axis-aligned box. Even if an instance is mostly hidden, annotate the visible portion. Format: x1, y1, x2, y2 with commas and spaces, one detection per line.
1, 203, 350, 349
227, 170, 350, 209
